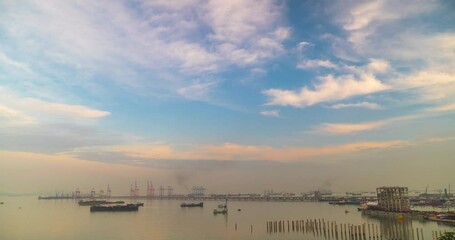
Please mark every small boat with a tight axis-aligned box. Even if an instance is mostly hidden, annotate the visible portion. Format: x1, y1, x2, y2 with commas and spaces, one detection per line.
90, 204, 139, 212
213, 208, 228, 214
133, 202, 144, 207
181, 202, 203, 208
213, 199, 228, 215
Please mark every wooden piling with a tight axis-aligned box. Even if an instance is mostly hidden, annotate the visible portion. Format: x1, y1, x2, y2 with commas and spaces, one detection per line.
421, 228, 424, 240
372, 224, 376, 240
335, 222, 338, 240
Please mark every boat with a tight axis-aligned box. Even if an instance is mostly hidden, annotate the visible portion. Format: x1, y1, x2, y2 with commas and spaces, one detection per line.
90, 204, 140, 212
213, 199, 228, 215
358, 202, 378, 211
78, 200, 124, 206
181, 202, 203, 207
213, 208, 228, 214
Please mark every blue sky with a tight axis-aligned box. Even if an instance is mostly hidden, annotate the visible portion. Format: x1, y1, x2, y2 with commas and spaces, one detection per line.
0, 0, 454, 194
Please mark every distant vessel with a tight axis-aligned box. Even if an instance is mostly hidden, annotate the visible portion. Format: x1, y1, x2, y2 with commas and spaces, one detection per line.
78, 200, 124, 206
90, 204, 140, 212
181, 202, 203, 207
38, 195, 74, 200
213, 199, 228, 214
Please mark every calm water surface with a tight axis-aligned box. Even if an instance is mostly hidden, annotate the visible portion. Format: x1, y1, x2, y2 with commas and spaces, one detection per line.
0, 196, 453, 240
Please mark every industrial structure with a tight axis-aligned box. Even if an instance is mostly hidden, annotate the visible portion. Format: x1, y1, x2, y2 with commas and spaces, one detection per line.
130, 181, 140, 198
377, 186, 411, 212
191, 186, 206, 196
146, 181, 155, 197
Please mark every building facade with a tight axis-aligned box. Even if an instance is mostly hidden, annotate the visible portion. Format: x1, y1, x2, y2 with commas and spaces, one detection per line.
377, 186, 411, 212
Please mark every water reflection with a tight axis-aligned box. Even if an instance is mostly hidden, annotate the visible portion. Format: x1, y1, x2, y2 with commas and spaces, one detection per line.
361, 212, 424, 240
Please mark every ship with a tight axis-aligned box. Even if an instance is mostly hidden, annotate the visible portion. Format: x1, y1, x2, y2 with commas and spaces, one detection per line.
181, 202, 203, 207
78, 200, 125, 206
38, 194, 75, 200
90, 204, 140, 212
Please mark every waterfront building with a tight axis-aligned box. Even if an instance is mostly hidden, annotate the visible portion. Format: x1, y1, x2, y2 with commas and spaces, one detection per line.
377, 186, 411, 212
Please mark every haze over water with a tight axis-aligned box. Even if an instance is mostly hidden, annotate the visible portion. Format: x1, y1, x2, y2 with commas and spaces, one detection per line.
0, 197, 453, 240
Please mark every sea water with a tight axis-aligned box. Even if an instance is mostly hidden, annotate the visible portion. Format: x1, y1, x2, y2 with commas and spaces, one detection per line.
0, 196, 453, 240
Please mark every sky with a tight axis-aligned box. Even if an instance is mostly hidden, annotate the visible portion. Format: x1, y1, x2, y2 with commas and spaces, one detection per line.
0, 0, 454, 196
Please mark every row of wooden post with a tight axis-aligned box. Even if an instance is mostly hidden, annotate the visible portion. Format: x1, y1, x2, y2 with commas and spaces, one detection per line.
432, 230, 450, 240
265, 218, 436, 240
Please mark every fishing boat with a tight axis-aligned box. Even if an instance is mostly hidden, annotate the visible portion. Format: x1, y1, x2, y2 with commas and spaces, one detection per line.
213, 199, 228, 214
181, 202, 203, 207
90, 204, 140, 212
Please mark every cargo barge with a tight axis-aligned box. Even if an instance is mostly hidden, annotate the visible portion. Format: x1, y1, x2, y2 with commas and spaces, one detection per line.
180, 202, 203, 207
90, 203, 141, 212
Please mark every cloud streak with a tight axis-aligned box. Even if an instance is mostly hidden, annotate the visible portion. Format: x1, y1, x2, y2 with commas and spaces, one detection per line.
315, 121, 386, 134
329, 101, 382, 110
72, 140, 410, 164
260, 110, 280, 117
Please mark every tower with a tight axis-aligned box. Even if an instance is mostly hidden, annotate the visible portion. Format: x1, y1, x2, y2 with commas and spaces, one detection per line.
107, 184, 111, 198
134, 181, 139, 197
159, 185, 165, 197
74, 188, 81, 199
167, 186, 173, 196
90, 188, 96, 198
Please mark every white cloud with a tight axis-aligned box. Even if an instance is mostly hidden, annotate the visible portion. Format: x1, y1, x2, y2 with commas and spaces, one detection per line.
341, 0, 436, 45
264, 60, 389, 108
312, 115, 420, 135
297, 59, 338, 69
260, 110, 280, 117
0, 89, 110, 120
334, 0, 455, 109
397, 70, 455, 101
21, 99, 110, 119
367, 58, 390, 73
329, 101, 382, 110
0, 0, 289, 100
